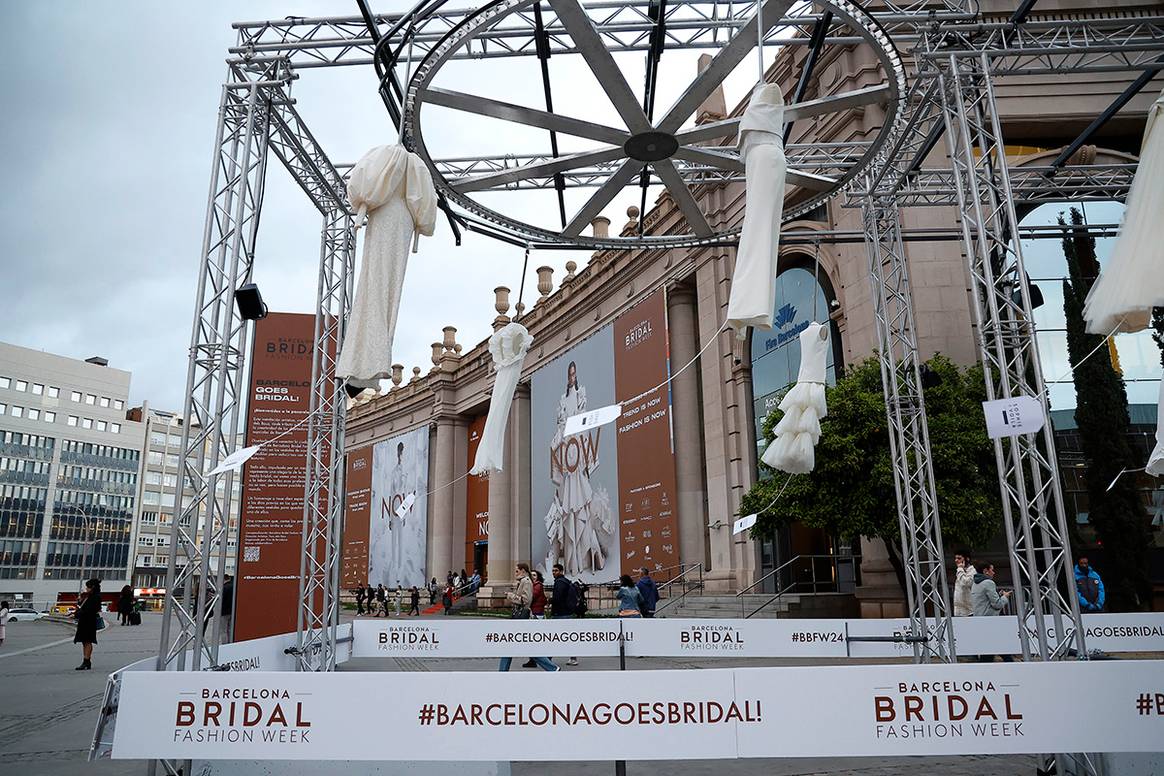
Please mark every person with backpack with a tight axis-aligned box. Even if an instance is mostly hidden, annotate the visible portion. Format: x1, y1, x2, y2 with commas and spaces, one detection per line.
1075, 556, 1106, 613
636, 567, 659, 617
550, 563, 579, 666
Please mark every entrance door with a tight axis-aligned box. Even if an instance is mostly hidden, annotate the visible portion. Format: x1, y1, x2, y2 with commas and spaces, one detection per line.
473, 541, 488, 581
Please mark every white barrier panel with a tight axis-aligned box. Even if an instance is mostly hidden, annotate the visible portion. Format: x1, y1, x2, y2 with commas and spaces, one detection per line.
351, 614, 1164, 659
111, 661, 1164, 761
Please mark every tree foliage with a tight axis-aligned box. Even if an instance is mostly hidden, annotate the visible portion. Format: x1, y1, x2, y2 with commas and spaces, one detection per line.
740, 354, 1002, 556
1060, 207, 1152, 611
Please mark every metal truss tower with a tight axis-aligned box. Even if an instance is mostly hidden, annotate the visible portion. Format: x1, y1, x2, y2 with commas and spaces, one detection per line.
152, 8, 1164, 774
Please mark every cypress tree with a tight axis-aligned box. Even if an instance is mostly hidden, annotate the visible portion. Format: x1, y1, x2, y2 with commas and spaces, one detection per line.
1060, 207, 1152, 610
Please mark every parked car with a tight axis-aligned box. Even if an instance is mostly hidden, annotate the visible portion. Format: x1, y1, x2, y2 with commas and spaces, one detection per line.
7, 607, 42, 622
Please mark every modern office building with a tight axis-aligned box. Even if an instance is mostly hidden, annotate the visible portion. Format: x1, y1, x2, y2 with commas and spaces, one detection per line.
0, 342, 145, 606
127, 404, 241, 596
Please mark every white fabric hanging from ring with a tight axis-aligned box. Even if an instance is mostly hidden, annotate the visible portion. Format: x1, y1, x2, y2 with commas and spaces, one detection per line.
761, 322, 829, 474
727, 84, 787, 339
337, 145, 437, 389
470, 322, 533, 474
1147, 377, 1164, 478
1083, 86, 1164, 335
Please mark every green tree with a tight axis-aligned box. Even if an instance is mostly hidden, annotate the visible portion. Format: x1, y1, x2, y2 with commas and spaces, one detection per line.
740, 354, 1001, 583
1060, 207, 1152, 610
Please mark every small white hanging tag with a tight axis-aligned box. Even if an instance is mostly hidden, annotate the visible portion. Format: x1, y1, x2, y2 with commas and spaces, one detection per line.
207, 445, 261, 476
982, 396, 1046, 439
733, 513, 758, 535
564, 404, 623, 437
395, 493, 417, 518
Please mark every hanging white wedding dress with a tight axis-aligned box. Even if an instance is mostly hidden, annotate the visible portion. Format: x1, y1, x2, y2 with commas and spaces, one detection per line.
726, 83, 787, 339
470, 322, 533, 474
761, 322, 829, 474
1083, 86, 1164, 335
337, 145, 437, 389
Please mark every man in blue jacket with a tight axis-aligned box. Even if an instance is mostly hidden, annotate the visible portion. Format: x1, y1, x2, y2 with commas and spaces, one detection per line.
1075, 556, 1105, 613
636, 567, 659, 617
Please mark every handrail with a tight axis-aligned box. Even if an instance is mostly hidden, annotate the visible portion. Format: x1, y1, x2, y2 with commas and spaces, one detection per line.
739, 553, 861, 619
653, 562, 705, 615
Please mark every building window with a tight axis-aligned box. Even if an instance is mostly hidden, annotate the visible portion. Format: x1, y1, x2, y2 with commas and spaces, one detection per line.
70, 391, 81, 402
0, 403, 5, 415
96, 420, 108, 432
143, 491, 161, 505
44, 411, 56, 423
111, 423, 120, 433
31, 383, 43, 395
168, 434, 183, 447
15, 380, 27, 392
149, 431, 166, 446
0, 377, 9, 389
99, 397, 110, 408
145, 471, 161, 486
82, 418, 93, 430
47, 386, 59, 398
28, 409, 39, 421
165, 454, 179, 467
67, 415, 78, 427
114, 399, 124, 411
84, 394, 95, 405
10, 406, 23, 418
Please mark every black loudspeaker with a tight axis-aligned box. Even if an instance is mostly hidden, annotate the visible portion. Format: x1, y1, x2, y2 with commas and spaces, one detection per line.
234, 283, 268, 320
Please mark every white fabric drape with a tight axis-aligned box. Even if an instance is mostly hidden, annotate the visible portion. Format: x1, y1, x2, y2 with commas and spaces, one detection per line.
1083, 87, 1164, 334
761, 322, 829, 474
337, 145, 437, 388
470, 323, 533, 474
727, 84, 787, 339
1148, 377, 1164, 477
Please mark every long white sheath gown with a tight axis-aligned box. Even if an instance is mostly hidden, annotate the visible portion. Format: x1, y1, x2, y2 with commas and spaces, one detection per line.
470, 323, 533, 474
726, 84, 787, 339
1083, 87, 1164, 334
337, 145, 437, 389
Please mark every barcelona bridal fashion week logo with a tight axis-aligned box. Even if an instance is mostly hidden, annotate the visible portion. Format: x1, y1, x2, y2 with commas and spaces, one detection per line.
378, 624, 441, 652
872, 677, 1024, 742
173, 687, 312, 745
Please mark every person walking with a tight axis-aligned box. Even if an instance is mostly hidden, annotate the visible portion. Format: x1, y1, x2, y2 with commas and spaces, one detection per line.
74, 579, 102, 670
0, 600, 8, 648
500, 563, 559, 672
117, 585, 134, 626
429, 577, 439, 605
521, 570, 550, 668
971, 563, 1013, 662
366, 585, 375, 615
355, 586, 366, 616
394, 584, 403, 617
550, 563, 579, 666
1075, 555, 1106, 613
219, 575, 234, 643
636, 567, 659, 617
953, 550, 976, 617
375, 584, 387, 616
616, 574, 645, 618
409, 586, 421, 616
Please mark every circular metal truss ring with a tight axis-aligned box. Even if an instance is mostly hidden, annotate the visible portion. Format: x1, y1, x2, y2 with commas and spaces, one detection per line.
406, 0, 907, 249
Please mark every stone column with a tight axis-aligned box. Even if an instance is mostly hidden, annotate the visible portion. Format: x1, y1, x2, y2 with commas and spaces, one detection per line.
429, 416, 457, 582
485, 416, 514, 588
510, 385, 532, 568
667, 283, 708, 570
856, 536, 907, 618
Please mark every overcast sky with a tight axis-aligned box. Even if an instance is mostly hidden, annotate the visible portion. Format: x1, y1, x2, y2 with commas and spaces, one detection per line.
1, 1, 740, 411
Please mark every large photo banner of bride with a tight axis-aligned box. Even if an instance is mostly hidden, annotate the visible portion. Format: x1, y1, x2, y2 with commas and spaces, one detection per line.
531, 289, 679, 584
366, 426, 430, 588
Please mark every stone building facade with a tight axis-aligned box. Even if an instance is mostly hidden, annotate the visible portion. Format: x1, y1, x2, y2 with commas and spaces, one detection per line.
346, 0, 1162, 607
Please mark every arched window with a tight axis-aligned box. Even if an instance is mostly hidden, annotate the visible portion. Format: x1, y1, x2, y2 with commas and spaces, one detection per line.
749, 257, 843, 460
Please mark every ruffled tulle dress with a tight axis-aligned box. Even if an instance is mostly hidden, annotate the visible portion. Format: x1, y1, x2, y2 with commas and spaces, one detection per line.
761, 322, 829, 474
